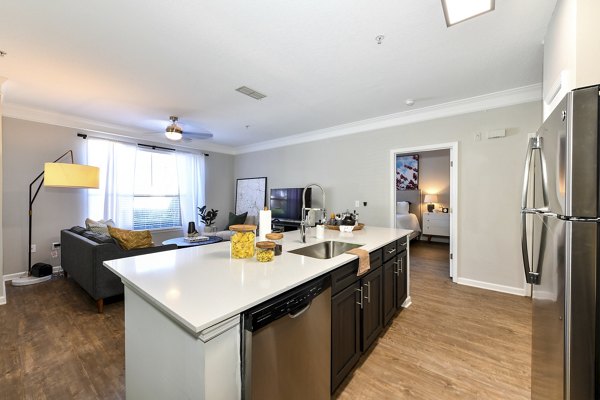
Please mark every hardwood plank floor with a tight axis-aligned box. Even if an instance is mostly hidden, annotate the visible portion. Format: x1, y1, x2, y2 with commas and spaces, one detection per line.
334, 241, 532, 399
0, 276, 125, 400
0, 241, 531, 399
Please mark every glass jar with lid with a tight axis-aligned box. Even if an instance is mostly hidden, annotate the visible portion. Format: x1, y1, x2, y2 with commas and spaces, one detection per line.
229, 224, 257, 259
256, 241, 276, 262
265, 232, 283, 256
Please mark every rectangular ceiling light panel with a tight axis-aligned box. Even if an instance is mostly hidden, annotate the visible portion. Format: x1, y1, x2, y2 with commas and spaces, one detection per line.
235, 86, 267, 100
442, 0, 495, 27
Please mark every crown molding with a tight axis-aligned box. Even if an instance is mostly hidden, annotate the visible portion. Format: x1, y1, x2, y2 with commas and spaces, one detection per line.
2, 83, 542, 156
234, 83, 542, 154
2, 103, 237, 155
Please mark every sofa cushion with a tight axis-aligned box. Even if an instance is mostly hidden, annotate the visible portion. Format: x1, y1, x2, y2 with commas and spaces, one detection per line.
108, 226, 153, 250
228, 211, 248, 227
69, 226, 115, 244
85, 218, 116, 235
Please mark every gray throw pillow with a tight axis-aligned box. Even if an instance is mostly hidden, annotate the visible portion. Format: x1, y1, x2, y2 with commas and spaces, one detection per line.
228, 212, 248, 227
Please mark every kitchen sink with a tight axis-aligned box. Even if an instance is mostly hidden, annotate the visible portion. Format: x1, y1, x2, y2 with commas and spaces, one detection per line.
288, 241, 364, 259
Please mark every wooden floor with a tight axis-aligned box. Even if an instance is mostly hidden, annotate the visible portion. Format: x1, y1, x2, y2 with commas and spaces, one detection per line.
0, 242, 531, 399
0, 276, 125, 399
335, 241, 532, 399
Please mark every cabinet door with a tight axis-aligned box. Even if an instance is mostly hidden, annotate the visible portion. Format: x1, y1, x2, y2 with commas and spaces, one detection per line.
382, 258, 396, 326
361, 267, 383, 351
395, 251, 408, 309
331, 281, 361, 392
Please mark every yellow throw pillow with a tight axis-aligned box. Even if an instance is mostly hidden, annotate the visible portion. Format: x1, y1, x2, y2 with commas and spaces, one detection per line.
107, 226, 154, 250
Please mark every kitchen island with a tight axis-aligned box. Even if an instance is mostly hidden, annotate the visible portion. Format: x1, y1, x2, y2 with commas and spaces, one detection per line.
104, 226, 412, 399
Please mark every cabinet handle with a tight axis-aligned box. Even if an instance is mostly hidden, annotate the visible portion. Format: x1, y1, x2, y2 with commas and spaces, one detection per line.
356, 287, 364, 309
393, 260, 400, 275
400, 242, 407, 247
387, 248, 396, 254
399, 258, 403, 274
364, 282, 371, 303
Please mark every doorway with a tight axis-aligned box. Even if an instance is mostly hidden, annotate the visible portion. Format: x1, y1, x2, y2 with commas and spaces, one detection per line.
390, 142, 458, 282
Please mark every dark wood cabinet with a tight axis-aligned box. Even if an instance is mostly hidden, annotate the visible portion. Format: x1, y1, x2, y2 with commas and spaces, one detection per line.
360, 266, 383, 351
395, 250, 408, 308
382, 257, 397, 326
331, 280, 361, 391
382, 236, 409, 327
330, 244, 406, 392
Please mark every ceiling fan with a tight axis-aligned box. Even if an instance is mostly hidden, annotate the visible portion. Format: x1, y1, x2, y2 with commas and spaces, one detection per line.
156, 116, 213, 142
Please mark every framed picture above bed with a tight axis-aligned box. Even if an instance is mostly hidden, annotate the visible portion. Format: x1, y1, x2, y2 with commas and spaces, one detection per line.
396, 154, 419, 190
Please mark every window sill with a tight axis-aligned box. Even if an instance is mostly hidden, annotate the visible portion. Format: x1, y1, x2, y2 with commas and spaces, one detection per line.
146, 226, 183, 233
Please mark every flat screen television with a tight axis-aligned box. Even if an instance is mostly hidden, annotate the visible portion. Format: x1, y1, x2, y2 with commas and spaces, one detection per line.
270, 188, 312, 222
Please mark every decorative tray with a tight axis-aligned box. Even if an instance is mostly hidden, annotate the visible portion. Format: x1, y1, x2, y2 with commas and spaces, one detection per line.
324, 223, 364, 231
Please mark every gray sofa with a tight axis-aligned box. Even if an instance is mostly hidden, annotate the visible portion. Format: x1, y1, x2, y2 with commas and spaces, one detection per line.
61, 227, 177, 312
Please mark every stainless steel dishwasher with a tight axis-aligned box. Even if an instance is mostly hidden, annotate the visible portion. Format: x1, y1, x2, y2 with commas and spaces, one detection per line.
242, 275, 331, 400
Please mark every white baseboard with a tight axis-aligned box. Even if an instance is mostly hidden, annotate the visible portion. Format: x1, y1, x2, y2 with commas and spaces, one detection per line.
402, 295, 412, 308
2, 271, 27, 282
3, 266, 62, 282
0, 294, 5, 305
456, 277, 527, 296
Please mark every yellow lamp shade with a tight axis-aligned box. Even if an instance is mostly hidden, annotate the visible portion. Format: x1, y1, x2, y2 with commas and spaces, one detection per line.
44, 163, 99, 188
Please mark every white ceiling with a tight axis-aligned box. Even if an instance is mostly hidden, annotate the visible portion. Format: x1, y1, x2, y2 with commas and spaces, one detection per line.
0, 0, 556, 152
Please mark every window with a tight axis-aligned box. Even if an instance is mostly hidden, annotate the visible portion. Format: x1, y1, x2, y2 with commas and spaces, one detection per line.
87, 138, 205, 231
132, 150, 181, 230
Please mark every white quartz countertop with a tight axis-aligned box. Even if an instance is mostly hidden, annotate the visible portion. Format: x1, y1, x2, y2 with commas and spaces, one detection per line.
104, 226, 411, 335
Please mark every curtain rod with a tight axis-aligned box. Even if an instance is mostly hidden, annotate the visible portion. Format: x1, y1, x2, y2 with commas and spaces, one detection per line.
76, 133, 210, 156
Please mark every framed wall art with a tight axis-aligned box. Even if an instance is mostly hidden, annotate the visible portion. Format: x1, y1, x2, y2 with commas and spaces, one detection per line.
396, 154, 419, 190
235, 177, 267, 219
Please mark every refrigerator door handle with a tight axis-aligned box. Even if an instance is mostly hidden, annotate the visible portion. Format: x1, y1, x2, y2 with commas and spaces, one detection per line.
520, 137, 549, 285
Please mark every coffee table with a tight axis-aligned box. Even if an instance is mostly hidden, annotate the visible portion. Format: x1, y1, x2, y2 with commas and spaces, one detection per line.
162, 236, 223, 248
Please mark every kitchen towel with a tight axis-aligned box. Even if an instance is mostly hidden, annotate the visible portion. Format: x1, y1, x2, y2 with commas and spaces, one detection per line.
259, 209, 272, 237
345, 248, 370, 276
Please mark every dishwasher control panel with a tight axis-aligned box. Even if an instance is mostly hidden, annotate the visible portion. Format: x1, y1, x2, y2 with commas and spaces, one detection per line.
244, 275, 331, 332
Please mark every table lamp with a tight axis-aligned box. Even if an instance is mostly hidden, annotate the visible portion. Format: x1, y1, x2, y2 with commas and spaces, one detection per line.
424, 194, 438, 213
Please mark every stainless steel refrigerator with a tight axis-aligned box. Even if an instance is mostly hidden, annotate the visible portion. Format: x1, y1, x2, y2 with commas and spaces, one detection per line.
521, 84, 599, 399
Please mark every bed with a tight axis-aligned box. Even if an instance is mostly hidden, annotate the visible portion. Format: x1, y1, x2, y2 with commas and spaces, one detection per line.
395, 190, 422, 240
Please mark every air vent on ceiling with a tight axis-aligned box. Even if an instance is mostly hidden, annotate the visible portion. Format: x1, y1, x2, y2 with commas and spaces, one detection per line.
236, 86, 267, 100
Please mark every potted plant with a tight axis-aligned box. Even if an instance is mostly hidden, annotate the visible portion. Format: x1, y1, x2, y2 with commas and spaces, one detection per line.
198, 205, 219, 233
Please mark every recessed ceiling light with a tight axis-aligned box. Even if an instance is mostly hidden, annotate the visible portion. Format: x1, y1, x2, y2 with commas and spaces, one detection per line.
441, 0, 495, 27
236, 86, 267, 100
405, 99, 415, 106
375, 35, 385, 45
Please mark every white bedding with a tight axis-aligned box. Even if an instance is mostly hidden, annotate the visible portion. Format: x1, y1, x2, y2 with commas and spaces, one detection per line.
396, 213, 421, 238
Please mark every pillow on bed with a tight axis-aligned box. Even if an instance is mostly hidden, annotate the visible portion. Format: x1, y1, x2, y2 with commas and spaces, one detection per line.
396, 201, 410, 215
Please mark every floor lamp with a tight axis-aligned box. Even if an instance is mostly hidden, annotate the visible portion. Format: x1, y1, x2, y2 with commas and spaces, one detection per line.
12, 150, 99, 287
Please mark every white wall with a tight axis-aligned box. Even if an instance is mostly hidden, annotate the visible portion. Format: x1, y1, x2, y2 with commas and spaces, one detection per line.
0, 79, 5, 304
2, 117, 234, 277
235, 102, 542, 293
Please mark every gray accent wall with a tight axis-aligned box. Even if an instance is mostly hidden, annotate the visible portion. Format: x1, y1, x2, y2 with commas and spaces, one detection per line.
2, 117, 234, 277
235, 101, 541, 292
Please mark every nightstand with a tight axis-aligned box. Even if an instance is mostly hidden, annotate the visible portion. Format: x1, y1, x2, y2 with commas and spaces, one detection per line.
422, 212, 450, 241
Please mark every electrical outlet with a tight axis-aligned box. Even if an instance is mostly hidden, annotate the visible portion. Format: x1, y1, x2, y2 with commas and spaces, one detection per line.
31, 244, 36, 253
51, 242, 61, 250
355, 200, 360, 207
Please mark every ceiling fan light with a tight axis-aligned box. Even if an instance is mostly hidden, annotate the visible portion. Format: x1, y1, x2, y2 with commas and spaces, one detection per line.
165, 130, 183, 141
442, 0, 495, 27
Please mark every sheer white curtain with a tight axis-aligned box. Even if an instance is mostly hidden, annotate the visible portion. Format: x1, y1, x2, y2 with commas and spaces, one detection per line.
176, 152, 206, 230
87, 138, 137, 229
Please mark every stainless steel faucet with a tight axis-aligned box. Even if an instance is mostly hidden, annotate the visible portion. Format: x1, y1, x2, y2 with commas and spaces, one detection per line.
300, 183, 326, 243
